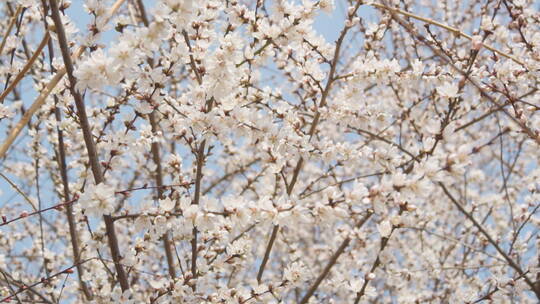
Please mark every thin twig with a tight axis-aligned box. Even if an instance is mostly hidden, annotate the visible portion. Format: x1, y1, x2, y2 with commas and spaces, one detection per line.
353, 214, 401, 304
0, 0, 126, 159
256, 0, 364, 282
383, 1, 540, 145
0, 259, 93, 303
0, 172, 38, 211
0, 269, 22, 304
134, 0, 177, 281
0, 32, 50, 103
439, 182, 540, 298
300, 211, 373, 303
370, 2, 525, 66
0, 5, 22, 56
181, 28, 210, 289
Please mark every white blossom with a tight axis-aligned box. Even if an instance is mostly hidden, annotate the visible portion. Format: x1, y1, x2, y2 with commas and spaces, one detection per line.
1, 1, 539, 303
437, 81, 460, 98
79, 183, 116, 217
377, 220, 393, 238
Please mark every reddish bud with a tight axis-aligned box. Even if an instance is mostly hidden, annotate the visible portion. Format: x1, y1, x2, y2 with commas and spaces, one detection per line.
20, 211, 29, 218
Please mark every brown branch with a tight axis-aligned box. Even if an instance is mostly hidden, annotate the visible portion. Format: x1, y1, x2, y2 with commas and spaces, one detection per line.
134, 0, 177, 281
53, 101, 93, 299
473, 271, 531, 303
182, 30, 202, 84
353, 219, 401, 304
150, 111, 177, 280
191, 140, 205, 288
0, 273, 53, 304
370, 2, 524, 66
202, 158, 260, 195
349, 126, 420, 161
300, 211, 373, 303
0, 184, 191, 227
256, 222, 279, 284
438, 183, 540, 299
38, 1, 93, 295
0, 5, 22, 57
0, 0, 126, 159
181, 30, 210, 289
383, 1, 540, 145
0, 258, 94, 303
48, 0, 129, 292
0, 269, 23, 304
0, 32, 50, 103
255, 0, 364, 282
0, 196, 76, 226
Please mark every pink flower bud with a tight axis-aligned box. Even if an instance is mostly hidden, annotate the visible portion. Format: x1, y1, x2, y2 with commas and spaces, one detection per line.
471, 35, 483, 51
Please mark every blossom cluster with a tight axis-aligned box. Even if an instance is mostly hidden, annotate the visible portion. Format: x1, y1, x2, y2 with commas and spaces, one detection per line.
0, 0, 539, 303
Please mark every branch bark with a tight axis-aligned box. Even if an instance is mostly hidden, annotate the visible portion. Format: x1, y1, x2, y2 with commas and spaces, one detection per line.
181, 28, 210, 288
0, 32, 49, 103
134, 0, 177, 280
300, 211, 373, 303
0, 0, 126, 159
256, 0, 365, 282
439, 182, 540, 299
48, 0, 130, 292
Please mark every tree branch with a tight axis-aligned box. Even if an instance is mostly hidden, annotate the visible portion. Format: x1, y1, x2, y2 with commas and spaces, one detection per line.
438, 182, 540, 299
256, 0, 365, 282
48, 0, 130, 292
300, 211, 373, 303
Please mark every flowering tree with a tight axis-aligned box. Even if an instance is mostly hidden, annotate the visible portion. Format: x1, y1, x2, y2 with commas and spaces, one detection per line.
0, 0, 539, 302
